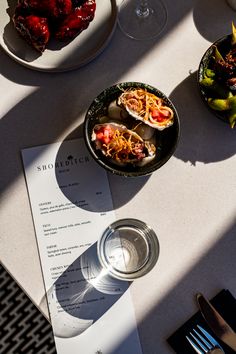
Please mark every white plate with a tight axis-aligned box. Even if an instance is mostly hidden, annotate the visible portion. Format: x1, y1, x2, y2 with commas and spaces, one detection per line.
0, 0, 117, 72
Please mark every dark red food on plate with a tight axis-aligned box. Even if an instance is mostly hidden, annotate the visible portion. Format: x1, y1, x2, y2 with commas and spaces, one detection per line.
12, 0, 96, 52
55, 0, 96, 41
13, 6, 50, 52
18, 0, 73, 18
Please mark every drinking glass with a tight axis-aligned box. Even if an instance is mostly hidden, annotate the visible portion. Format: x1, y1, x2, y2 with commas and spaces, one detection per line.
97, 218, 159, 281
118, 0, 167, 40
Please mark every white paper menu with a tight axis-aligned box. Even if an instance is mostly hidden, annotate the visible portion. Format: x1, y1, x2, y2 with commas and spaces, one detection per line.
21, 138, 143, 354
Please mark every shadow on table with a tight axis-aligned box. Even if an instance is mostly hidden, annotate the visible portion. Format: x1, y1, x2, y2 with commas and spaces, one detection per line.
3, 0, 117, 67
0, 1, 235, 352
0, 0, 195, 85
40, 191, 236, 352
193, 0, 236, 42
46, 242, 131, 338
54, 124, 151, 212
91, 215, 236, 353
170, 71, 236, 165
0, 0, 206, 198
136, 219, 236, 354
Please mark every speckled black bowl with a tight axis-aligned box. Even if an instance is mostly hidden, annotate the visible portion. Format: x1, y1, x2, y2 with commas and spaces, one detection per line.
83, 82, 180, 177
198, 34, 232, 125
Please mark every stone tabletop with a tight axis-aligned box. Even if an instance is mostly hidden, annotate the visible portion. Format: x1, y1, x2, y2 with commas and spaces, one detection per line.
0, 1, 236, 353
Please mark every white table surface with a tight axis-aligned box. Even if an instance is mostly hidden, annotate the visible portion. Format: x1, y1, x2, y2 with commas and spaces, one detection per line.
1, 0, 236, 353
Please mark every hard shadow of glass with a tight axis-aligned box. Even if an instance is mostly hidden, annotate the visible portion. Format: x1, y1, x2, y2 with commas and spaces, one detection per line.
54, 124, 151, 213
193, 0, 235, 42
170, 71, 236, 165
46, 241, 131, 338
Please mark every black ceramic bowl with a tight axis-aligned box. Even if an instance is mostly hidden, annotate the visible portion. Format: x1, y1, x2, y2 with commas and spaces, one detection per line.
83, 82, 180, 177
198, 34, 232, 125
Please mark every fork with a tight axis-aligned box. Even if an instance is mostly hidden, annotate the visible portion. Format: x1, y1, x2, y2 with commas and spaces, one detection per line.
186, 325, 225, 354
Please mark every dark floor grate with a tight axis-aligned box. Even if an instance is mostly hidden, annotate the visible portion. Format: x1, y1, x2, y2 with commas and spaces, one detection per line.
0, 264, 56, 354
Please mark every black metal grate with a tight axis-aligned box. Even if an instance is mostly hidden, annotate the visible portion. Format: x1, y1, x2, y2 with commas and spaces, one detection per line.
0, 264, 56, 354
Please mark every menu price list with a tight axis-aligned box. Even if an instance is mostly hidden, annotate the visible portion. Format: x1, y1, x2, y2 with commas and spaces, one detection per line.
22, 139, 143, 354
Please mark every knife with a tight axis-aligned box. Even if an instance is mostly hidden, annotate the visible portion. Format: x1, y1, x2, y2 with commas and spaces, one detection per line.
197, 293, 236, 352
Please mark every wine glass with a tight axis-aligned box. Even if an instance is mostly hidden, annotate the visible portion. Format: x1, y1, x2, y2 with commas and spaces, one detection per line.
118, 0, 167, 40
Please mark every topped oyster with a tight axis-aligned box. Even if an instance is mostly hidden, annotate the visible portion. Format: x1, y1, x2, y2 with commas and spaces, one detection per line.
92, 122, 156, 166
84, 82, 180, 176
117, 88, 174, 131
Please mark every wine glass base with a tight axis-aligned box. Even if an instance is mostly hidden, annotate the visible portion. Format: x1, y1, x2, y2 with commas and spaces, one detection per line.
118, 0, 167, 40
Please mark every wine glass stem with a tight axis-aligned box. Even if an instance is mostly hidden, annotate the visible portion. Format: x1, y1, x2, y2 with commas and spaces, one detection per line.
135, 0, 150, 18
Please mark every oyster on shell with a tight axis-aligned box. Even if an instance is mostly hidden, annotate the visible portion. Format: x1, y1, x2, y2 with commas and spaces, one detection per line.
107, 100, 129, 120
132, 122, 155, 140
92, 122, 156, 166
118, 88, 174, 131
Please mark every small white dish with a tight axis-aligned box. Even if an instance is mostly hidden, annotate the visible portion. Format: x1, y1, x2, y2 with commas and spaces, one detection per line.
0, 0, 117, 72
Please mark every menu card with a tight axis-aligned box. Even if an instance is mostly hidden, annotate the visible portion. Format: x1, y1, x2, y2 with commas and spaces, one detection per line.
21, 138, 143, 354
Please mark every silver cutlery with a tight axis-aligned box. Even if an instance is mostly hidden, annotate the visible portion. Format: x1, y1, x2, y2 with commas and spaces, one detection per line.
186, 325, 225, 354
197, 293, 236, 351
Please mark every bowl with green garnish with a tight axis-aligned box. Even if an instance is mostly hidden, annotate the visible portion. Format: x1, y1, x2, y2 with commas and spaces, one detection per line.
198, 23, 236, 128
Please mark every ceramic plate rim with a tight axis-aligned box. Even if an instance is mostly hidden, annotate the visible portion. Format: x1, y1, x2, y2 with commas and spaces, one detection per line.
0, 0, 118, 72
